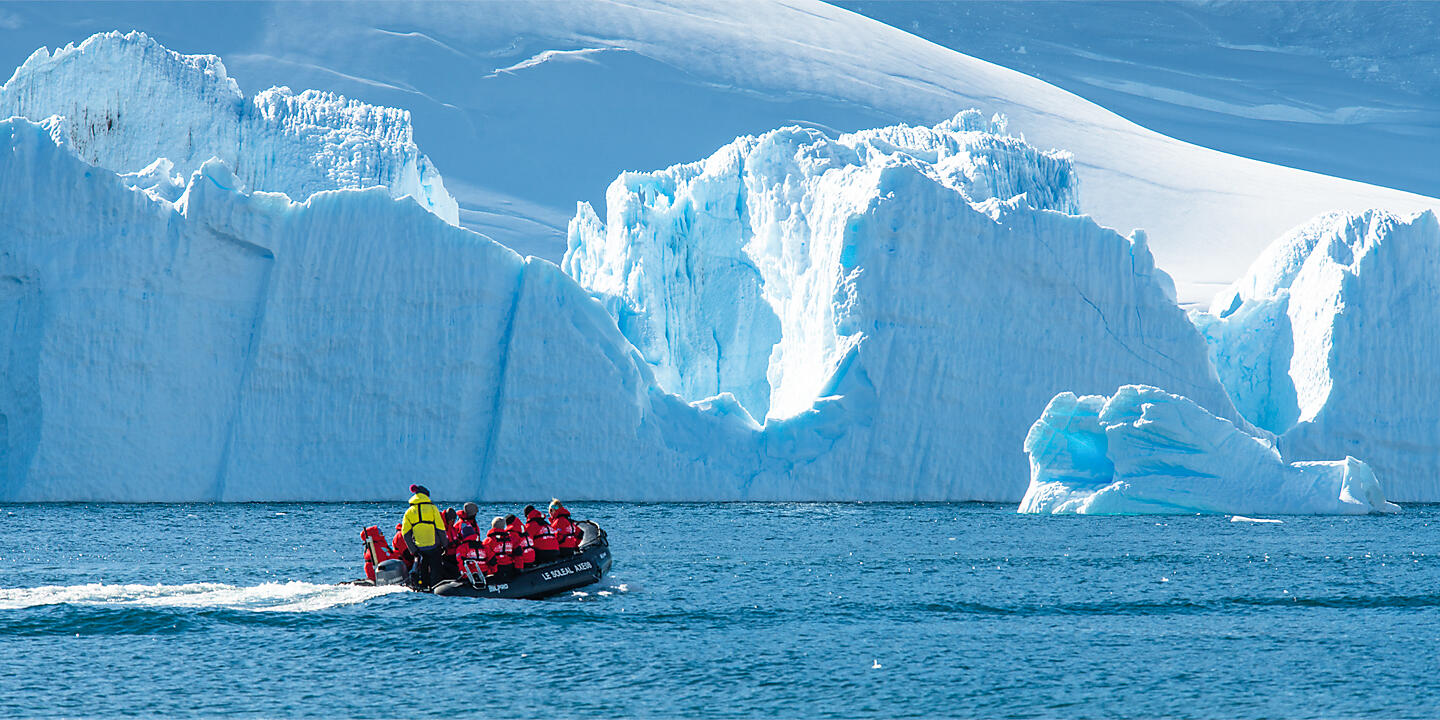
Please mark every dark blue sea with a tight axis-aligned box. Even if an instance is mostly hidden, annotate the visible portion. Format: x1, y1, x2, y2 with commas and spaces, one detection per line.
2, 503, 1438, 718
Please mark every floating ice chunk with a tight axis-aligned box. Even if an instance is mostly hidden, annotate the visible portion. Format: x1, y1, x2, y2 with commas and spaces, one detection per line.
1230, 516, 1283, 524
1019, 385, 1400, 515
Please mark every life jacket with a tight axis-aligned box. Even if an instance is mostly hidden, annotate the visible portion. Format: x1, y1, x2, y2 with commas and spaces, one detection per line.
482, 529, 514, 572
524, 510, 560, 552
454, 528, 488, 583
507, 518, 535, 565
444, 520, 474, 559
401, 492, 447, 551
458, 513, 480, 537
550, 507, 580, 549
360, 525, 402, 581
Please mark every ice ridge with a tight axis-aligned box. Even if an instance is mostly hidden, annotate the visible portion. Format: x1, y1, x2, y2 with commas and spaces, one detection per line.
565, 111, 1083, 422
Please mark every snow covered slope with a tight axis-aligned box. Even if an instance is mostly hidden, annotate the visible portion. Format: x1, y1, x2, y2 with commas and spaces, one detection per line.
838, 1, 1440, 201
1019, 385, 1398, 515
0, 1, 1432, 304
0, 31, 457, 224
1194, 210, 1440, 502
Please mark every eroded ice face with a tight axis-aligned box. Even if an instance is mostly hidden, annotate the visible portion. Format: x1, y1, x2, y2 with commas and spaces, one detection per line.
1193, 208, 1440, 502
564, 110, 1081, 423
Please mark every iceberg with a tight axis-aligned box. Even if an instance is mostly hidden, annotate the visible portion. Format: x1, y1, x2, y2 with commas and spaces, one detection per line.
0, 31, 458, 224
1193, 209, 1440, 502
1019, 385, 1399, 515
0, 103, 1242, 502
565, 111, 1242, 501
1, 112, 800, 502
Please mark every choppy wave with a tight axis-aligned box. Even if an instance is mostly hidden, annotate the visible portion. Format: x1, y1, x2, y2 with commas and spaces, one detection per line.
0, 581, 407, 612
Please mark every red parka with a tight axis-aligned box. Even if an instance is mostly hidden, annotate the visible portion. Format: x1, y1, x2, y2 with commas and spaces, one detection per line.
507, 517, 535, 568
549, 506, 581, 549
524, 509, 561, 552
392, 522, 413, 568
481, 528, 515, 576
450, 524, 486, 581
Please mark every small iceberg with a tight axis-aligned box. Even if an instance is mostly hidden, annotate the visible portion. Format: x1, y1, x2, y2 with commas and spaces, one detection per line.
1018, 385, 1400, 515
1230, 516, 1283, 524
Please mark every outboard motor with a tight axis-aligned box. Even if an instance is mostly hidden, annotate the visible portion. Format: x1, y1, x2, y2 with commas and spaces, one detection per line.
374, 558, 408, 586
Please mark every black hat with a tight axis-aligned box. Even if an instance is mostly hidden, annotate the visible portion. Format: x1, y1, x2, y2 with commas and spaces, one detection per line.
409, 484, 430, 496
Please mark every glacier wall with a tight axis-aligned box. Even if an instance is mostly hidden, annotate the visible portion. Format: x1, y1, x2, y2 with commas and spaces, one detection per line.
0, 106, 1246, 502
1193, 209, 1440, 502
0, 31, 458, 224
1019, 385, 1397, 515
0, 116, 709, 501
565, 111, 1241, 501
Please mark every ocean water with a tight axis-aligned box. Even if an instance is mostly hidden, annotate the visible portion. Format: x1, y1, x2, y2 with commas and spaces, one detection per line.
1, 502, 1438, 718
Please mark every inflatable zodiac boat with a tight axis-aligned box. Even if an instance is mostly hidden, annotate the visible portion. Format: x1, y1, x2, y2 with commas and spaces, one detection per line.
353, 521, 612, 600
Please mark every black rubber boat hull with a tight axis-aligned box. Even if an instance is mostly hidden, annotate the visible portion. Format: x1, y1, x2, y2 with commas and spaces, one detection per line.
430, 521, 612, 600
350, 521, 612, 599
432, 544, 610, 599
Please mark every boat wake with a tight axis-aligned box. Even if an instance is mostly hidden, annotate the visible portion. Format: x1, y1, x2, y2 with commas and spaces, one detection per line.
0, 581, 407, 612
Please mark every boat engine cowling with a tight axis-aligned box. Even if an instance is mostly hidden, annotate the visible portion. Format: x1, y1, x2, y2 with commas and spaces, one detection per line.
374, 558, 408, 586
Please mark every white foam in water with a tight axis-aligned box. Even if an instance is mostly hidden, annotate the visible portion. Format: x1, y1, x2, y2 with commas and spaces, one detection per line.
0, 581, 407, 612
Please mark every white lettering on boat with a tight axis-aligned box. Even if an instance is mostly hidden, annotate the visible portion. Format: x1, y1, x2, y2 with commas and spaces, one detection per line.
542, 561, 594, 581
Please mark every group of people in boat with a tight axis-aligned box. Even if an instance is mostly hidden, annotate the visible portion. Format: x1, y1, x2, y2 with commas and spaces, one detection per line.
365, 484, 583, 588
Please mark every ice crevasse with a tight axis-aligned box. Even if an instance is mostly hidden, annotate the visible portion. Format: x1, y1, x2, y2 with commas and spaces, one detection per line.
0, 31, 458, 223
1019, 385, 1398, 515
1193, 209, 1440, 502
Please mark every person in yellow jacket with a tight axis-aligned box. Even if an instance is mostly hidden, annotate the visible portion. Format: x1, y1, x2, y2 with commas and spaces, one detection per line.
401, 484, 449, 588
